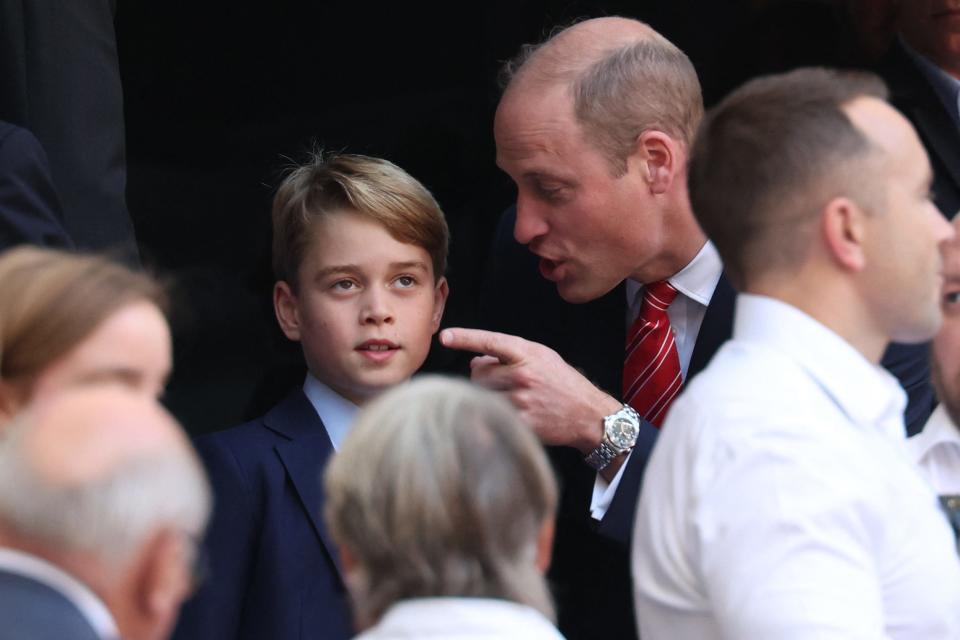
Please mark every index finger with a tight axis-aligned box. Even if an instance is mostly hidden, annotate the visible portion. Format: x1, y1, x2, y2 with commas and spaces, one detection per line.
439, 327, 529, 365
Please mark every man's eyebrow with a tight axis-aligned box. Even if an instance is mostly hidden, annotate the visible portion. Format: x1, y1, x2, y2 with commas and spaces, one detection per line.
523, 171, 571, 184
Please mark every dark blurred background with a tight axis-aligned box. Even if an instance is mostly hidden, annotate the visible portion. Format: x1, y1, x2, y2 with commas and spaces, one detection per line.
114, 0, 872, 434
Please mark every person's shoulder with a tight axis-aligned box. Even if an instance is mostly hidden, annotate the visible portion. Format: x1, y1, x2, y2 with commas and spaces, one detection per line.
195, 387, 310, 464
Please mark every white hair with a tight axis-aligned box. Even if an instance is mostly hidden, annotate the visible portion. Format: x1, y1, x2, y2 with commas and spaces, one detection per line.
0, 415, 211, 568
324, 375, 558, 628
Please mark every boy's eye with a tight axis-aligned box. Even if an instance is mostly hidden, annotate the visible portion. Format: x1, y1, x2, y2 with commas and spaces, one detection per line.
943, 289, 960, 313
332, 280, 358, 291
395, 275, 417, 288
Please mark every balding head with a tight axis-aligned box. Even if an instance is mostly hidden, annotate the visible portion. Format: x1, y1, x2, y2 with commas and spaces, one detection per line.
499, 16, 702, 171
0, 385, 210, 566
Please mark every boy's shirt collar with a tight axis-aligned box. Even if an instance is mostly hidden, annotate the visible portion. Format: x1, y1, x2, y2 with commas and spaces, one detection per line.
302, 374, 358, 450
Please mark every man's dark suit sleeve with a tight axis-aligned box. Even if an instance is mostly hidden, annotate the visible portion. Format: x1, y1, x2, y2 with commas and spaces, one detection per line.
174, 435, 258, 640
594, 420, 659, 544
0, 123, 72, 249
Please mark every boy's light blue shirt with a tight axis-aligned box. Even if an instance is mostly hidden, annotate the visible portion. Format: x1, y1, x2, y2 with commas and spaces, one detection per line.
302, 374, 358, 451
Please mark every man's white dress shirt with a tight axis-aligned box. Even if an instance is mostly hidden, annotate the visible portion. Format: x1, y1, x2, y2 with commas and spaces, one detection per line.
303, 374, 359, 451
353, 598, 565, 639
0, 547, 119, 639
591, 241, 722, 519
632, 294, 960, 640
909, 404, 960, 495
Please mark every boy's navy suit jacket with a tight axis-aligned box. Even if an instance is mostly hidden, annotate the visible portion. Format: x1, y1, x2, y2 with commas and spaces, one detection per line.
172, 388, 352, 640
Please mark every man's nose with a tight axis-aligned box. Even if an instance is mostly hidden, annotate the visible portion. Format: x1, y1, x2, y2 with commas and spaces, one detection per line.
513, 196, 550, 245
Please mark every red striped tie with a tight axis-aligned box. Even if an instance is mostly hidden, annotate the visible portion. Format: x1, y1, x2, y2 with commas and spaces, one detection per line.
623, 280, 682, 427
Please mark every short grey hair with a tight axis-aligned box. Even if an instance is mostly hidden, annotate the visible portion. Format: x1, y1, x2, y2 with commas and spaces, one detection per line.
0, 413, 211, 569
501, 19, 704, 175
324, 375, 558, 628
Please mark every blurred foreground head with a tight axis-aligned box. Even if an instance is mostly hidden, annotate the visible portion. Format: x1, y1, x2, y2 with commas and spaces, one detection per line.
0, 246, 171, 421
0, 386, 211, 640
324, 376, 558, 630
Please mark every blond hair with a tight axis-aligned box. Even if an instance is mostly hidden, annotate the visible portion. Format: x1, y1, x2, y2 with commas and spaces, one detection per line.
324, 376, 558, 628
271, 152, 449, 289
0, 246, 166, 393
502, 19, 703, 175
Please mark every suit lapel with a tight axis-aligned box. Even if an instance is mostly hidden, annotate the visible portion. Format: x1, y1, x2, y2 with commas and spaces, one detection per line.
263, 390, 345, 580
886, 44, 960, 212
688, 273, 736, 379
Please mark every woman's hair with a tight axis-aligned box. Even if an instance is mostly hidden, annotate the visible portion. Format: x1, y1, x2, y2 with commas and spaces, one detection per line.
324, 375, 559, 628
0, 246, 166, 394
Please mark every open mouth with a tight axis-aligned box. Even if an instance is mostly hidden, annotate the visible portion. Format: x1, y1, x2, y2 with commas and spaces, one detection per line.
538, 257, 563, 281
356, 340, 400, 361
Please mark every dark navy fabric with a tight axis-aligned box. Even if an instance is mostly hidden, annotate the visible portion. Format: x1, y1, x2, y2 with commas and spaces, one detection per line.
0, 120, 72, 250
173, 389, 351, 640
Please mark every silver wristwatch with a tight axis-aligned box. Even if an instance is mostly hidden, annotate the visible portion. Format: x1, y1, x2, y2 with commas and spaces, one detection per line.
584, 405, 641, 471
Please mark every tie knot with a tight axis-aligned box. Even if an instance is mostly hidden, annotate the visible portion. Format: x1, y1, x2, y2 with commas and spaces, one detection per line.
641, 280, 678, 315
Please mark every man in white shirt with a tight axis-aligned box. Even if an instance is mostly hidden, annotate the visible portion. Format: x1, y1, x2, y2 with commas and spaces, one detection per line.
0, 386, 211, 640
633, 67, 960, 639
911, 215, 960, 497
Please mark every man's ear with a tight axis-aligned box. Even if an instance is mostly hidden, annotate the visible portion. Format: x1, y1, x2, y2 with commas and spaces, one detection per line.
273, 281, 302, 341
535, 517, 555, 574
821, 196, 868, 272
631, 130, 680, 195
337, 543, 357, 575
430, 277, 449, 333
136, 529, 192, 623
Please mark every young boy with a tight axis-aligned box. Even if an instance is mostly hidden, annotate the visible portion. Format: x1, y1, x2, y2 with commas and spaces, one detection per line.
173, 153, 449, 640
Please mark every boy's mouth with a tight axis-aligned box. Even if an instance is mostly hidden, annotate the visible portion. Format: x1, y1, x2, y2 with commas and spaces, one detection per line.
356, 340, 400, 362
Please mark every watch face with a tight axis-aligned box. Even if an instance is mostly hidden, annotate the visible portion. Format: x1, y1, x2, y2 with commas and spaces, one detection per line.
609, 417, 638, 448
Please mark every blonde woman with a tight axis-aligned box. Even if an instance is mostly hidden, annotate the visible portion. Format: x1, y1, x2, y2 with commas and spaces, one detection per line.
0, 246, 170, 420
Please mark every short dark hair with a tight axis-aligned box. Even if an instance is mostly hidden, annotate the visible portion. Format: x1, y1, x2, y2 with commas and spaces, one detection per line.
271, 152, 449, 290
688, 67, 889, 289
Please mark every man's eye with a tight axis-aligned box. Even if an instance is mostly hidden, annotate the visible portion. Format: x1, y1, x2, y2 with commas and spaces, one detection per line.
536, 184, 567, 202
944, 290, 960, 308
395, 275, 417, 288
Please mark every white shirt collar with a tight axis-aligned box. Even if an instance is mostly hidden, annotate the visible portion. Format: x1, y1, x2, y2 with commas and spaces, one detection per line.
302, 374, 359, 451
626, 240, 722, 308
0, 547, 119, 639
735, 294, 907, 440
910, 404, 960, 464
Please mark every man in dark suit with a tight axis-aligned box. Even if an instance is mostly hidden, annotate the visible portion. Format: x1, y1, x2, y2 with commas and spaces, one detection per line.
882, 1, 960, 219
0, 0, 137, 263
0, 120, 73, 250
0, 386, 211, 640
441, 16, 936, 640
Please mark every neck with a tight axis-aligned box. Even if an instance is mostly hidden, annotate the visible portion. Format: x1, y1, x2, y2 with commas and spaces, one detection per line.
631, 199, 706, 283
748, 273, 887, 364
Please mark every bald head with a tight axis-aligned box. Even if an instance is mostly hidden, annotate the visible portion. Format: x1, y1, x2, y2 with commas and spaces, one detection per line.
503, 17, 659, 92
0, 385, 210, 565
22, 386, 191, 488
498, 16, 702, 173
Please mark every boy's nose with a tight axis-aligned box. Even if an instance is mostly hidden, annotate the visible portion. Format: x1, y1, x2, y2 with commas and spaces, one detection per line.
360, 291, 394, 325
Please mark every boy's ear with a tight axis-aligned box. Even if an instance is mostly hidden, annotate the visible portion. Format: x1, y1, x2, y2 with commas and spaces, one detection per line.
273, 281, 302, 341
431, 277, 449, 333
